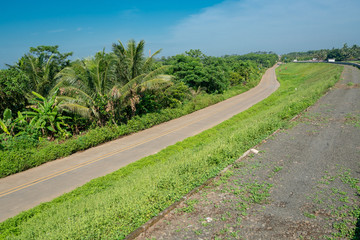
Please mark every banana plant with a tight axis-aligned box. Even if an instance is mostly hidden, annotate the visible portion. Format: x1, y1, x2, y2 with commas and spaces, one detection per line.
23, 89, 70, 138
0, 109, 13, 135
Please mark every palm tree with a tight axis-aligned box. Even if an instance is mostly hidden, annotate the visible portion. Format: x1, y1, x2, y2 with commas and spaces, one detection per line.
56, 40, 174, 124
17, 54, 56, 96
111, 67, 173, 117
12, 45, 72, 97
54, 50, 116, 126
112, 39, 161, 83
111, 39, 173, 117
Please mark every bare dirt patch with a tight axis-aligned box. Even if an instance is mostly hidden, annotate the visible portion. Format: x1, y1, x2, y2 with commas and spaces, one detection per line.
136, 66, 360, 240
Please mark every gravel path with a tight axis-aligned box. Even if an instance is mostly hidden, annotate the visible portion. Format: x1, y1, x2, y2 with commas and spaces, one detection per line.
137, 65, 360, 240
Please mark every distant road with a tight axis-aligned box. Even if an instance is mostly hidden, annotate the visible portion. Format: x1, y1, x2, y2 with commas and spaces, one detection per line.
295, 60, 360, 68
0, 64, 280, 222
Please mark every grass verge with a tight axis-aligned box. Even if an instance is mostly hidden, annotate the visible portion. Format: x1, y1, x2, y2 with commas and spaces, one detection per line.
0, 63, 343, 239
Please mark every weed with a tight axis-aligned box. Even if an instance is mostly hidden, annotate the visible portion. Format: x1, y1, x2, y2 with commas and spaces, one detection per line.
233, 162, 246, 168
304, 212, 316, 219
176, 199, 199, 213
345, 113, 360, 128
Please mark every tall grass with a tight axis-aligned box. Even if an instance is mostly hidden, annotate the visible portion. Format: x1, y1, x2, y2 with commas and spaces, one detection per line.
0, 63, 343, 239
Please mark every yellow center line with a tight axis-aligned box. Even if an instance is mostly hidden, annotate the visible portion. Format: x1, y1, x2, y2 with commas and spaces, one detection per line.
0, 113, 212, 198
0, 73, 276, 199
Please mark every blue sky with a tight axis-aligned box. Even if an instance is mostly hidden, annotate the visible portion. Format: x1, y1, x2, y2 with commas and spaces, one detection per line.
1, 0, 360, 67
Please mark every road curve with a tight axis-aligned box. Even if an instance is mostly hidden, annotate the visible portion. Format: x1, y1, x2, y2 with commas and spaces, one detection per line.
0, 64, 280, 222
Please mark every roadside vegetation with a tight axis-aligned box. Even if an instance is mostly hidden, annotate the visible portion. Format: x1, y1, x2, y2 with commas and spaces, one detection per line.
0, 63, 343, 239
281, 43, 360, 62
0, 41, 277, 177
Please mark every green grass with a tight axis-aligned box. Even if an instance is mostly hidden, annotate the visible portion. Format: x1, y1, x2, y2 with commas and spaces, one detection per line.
0, 63, 343, 239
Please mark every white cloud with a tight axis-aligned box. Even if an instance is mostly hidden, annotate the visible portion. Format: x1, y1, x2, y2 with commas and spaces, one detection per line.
166, 0, 360, 55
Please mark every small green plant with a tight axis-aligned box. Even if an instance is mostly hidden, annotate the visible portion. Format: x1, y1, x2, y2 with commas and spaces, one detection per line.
273, 166, 283, 172
230, 230, 240, 238
176, 199, 199, 213
345, 113, 360, 128
304, 212, 316, 219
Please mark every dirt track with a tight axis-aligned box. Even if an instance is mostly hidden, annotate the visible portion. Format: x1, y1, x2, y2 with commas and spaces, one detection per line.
137, 66, 360, 239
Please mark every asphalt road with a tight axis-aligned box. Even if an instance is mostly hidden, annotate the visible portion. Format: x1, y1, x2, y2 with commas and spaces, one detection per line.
0, 64, 279, 222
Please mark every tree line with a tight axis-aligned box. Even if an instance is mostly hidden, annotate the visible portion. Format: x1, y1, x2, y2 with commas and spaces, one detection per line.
281, 43, 360, 62
0, 40, 278, 149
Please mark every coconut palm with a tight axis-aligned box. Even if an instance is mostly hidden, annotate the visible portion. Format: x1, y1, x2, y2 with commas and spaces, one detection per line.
17, 54, 55, 96
54, 50, 117, 126
111, 39, 173, 117
13, 45, 72, 97
111, 67, 173, 117
112, 39, 161, 84
56, 40, 174, 124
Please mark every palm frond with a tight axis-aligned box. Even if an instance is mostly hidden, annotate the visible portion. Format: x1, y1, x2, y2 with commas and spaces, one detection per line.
59, 86, 95, 105
109, 85, 123, 99
140, 77, 173, 90
132, 40, 145, 79
143, 48, 162, 71
59, 103, 91, 118
143, 66, 171, 81
56, 96, 86, 105
112, 40, 127, 58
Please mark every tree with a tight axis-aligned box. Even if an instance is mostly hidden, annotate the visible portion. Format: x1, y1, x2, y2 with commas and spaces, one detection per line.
13, 45, 72, 97
112, 39, 161, 84
110, 67, 173, 117
165, 53, 230, 93
327, 48, 344, 61
0, 68, 29, 116
350, 44, 360, 59
55, 50, 116, 126
185, 49, 206, 59
111, 39, 173, 118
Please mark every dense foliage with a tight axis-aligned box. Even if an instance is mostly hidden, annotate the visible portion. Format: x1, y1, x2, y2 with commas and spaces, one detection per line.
0, 41, 278, 175
281, 43, 360, 62
0, 69, 29, 117
162, 50, 277, 93
0, 63, 343, 239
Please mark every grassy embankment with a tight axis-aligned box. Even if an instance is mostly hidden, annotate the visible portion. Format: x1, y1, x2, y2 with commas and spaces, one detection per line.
0, 63, 343, 239
0, 73, 262, 178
